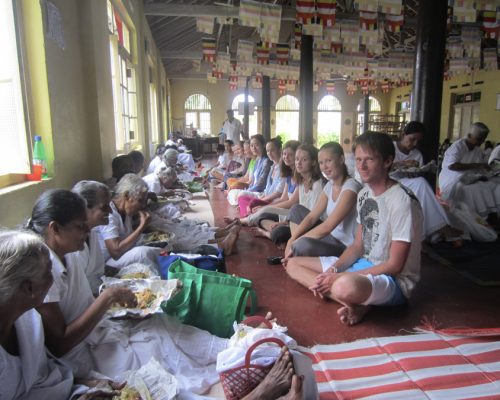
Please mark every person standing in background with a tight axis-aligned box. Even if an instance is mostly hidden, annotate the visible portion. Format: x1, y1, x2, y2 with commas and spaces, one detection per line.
221, 109, 242, 144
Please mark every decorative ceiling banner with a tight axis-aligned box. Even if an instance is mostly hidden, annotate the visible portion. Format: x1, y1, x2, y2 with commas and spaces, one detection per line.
355, 0, 379, 12
276, 43, 290, 65
447, 37, 464, 58
317, 0, 337, 27
346, 81, 358, 95
331, 42, 343, 53
296, 0, 316, 24
324, 26, 342, 43
239, 0, 261, 29
380, 79, 390, 93
229, 74, 238, 90
237, 40, 254, 61
260, 2, 282, 44
340, 20, 360, 53
290, 48, 301, 60
196, 16, 215, 34
215, 15, 234, 26
385, 13, 404, 32
251, 75, 262, 89
483, 48, 498, 70
211, 66, 223, 79
448, 57, 470, 76
237, 76, 247, 88
207, 72, 217, 83
326, 80, 335, 94
359, 11, 378, 30
286, 80, 297, 91
216, 53, 231, 73
452, 0, 476, 23
482, 10, 499, 39
474, 0, 497, 11
256, 42, 271, 64
379, 0, 402, 15
294, 23, 303, 48
303, 22, 324, 36
278, 79, 286, 94
202, 37, 217, 62
462, 27, 481, 58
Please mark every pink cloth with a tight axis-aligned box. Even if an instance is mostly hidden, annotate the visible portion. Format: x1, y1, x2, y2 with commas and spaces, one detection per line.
238, 196, 270, 217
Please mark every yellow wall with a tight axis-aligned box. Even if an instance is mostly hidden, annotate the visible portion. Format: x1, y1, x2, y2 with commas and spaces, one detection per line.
0, 0, 168, 228
389, 70, 500, 143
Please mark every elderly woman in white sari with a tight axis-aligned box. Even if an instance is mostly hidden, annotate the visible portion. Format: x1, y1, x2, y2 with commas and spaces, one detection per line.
0, 230, 122, 399
29, 189, 231, 396
95, 174, 163, 271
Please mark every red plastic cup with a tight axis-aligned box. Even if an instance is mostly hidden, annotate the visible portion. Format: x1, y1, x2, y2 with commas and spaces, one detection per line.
26, 164, 43, 181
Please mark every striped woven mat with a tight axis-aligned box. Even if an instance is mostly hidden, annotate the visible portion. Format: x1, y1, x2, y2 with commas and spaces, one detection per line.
303, 327, 500, 399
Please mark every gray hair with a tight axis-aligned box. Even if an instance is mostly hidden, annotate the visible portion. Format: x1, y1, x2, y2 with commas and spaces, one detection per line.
157, 166, 177, 180
0, 230, 49, 304
469, 122, 489, 139
113, 173, 148, 199
163, 149, 179, 166
72, 180, 110, 208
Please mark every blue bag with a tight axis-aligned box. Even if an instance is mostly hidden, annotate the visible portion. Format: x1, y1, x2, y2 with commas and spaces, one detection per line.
158, 249, 225, 279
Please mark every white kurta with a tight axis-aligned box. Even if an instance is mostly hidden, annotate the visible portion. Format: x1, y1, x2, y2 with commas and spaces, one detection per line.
221, 118, 242, 143
96, 201, 161, 270
146, 155, 162, 175
43, 250, 228, 395
439, 138, 500, 217
0, 309, 85, 400
392, 142, 450, 237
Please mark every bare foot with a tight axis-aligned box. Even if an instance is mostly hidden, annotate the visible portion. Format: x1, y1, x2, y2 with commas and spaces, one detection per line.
223, 216, 239, 225
242, 347, 294, 400
225, 218, 241, 229
337, 305, 371, 326
251, 227, 271, 239
278, 375, 303, 400
220, 229, 239, 255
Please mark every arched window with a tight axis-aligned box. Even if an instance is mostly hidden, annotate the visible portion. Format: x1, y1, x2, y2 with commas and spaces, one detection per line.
275, 95, 300, 142
317, 95, 342, 146
356, 96, 381, 135
184, 94, 212, 135
231, 94, 258, 137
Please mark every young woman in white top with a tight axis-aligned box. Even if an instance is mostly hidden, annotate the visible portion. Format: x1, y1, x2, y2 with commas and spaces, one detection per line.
393, 121, 461, 241
283, 142, 362, 258
252, 144, 325, 247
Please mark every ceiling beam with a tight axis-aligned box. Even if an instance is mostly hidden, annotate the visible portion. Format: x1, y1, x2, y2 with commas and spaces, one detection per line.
161, 50, 201, 60
144, 2, 297, 21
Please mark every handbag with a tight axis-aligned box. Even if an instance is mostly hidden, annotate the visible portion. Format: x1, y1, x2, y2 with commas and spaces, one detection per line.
157, 249, 225, 278
162, 260, 257, 338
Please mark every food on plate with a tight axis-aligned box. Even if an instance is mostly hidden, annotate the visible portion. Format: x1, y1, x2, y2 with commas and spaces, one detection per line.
135, 289, 157, 309
120, 272, 149, 280
113, 385, 142, 400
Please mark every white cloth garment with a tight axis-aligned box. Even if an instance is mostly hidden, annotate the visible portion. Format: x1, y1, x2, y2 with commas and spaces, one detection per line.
66, 229, 105, 295
392, 142, 450, 237
221, 118, 242, 143
439, 138, 500, 217
146, 155, 163, 175
43, 250, 228, 395
299, 179, 325, 217
0, 309, 86, 400
95, 201, 161, 270
178, 153, 195, 171
488, 145, 500, 164
142, 172, 162, 194
323, 178, 362, 247
357, 183, 423, 298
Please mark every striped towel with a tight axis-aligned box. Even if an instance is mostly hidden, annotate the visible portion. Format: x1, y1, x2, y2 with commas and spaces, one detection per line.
303, 328, 500, 399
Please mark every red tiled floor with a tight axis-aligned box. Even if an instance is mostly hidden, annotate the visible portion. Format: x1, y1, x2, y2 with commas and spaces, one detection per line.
206, 184, 500, 347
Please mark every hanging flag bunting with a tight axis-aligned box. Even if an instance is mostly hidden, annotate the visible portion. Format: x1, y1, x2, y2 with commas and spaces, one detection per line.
276, 43, 290, 65
483, 48, 498, 70
207, 72, 217, 83
482, 10, 499, 39
239, 0, 261, 28
251, 75, 263, 89
256, 42, 271, 64
215, 15, 234, 26
294, 23, 303, 48
202, 37, 217, 62
452, 0, 476, 23
462, 27, 481, 59
346, 81, 358, 95
290, 48, 301, 60
447, 37, 464, 59
229, 74, 238, 91
278, 79, 287, 95
296, 0, 316, 24
331, 42, 343, 53
326, 80, 335, 94
216, 53, 231, 73
379, 0, 402, 15
237, 76, 247, 88
359, 11, 378, 30
237, 40, 254, 61
114, 11, 123, 46
196, 16, 215, 34
380, 80, 390, 93
317, 0, 337, 27
385, 12, 404, 32
355, 0, 378, 12
474, 0, 497, 11
340, 20, 360, 53
211, 66, 223, 79
303, 23, 324, 37
260, 2, 282, 45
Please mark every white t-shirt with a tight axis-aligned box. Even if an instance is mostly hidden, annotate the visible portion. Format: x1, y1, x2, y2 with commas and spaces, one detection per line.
393, 141, 424, 166
142, 172, 162, 194
146, 156, 162, 175
222, 118, 242, 143
439, 138, 485, 196
299, 179, 325, 213
357, 183, 422, 298
324, 178, 362, 246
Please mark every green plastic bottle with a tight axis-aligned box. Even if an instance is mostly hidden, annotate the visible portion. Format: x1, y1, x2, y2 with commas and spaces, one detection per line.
33, 135, 48, 178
